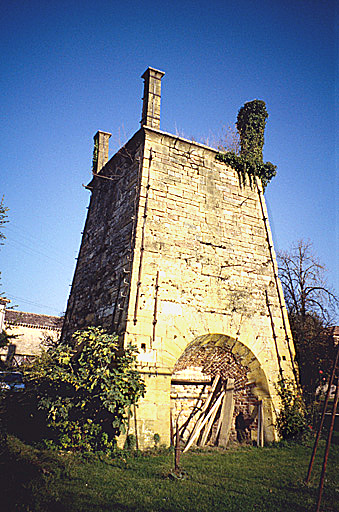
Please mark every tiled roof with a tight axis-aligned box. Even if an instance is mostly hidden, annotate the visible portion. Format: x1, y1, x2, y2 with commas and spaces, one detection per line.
5, 310, 63, 330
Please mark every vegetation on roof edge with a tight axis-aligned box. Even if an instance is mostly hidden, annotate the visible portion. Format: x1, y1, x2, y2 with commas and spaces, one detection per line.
216, 99, 277, 189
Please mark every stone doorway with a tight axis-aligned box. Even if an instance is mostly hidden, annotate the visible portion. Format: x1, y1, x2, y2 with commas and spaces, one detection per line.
170, 334, 274, 448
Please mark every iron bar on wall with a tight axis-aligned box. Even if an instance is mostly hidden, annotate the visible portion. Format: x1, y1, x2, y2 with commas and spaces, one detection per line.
133, 148, 153, 325
265, 290, 284, 379
152, 270, 160, 347
110, 274, 122, 332
256, 178, 297, 381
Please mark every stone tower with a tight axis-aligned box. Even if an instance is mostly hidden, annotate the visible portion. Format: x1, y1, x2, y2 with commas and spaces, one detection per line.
62, 67, 296, 448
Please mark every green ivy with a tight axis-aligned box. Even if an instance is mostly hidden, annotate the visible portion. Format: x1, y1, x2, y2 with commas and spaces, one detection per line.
216, 152, 276, 189
216, 100, 277, 189
275, 379, 309, 440
237, 99, 267, 164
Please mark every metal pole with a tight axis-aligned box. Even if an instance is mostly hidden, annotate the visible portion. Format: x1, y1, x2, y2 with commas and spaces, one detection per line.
315, 373, 339, 512
305, 344, 339, 484
174, 418, 181, 472
133, 404, 139, 451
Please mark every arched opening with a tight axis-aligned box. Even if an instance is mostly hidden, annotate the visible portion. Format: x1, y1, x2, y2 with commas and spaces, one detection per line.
170, 334, 275, 449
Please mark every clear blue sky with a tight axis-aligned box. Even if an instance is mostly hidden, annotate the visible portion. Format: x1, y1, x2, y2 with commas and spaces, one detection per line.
0, 0, 337, 317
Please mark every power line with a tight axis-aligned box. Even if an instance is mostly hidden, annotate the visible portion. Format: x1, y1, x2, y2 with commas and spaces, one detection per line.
5, 239, 69, 267
6, 293, 62, 314
5, 224, 64, 253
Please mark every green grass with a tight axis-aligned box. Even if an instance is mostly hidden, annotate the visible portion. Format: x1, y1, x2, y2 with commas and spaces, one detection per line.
1, 436, 338, 512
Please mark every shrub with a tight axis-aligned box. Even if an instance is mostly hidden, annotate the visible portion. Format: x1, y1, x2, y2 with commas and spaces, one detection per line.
275, 379, 309, 440
21, 327, 145, 453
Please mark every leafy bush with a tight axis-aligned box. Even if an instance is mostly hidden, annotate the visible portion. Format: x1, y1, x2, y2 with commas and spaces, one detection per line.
22, 327, 145, 453
124, 433, 136, 451
275, 379, 309, 440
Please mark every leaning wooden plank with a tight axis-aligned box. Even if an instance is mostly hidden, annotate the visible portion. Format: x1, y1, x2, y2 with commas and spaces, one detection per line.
184, 390, 225, 452
196, 392, 225, 446
257, 400, 264, 447
215, 394, 226, 441
182, 375, 220, 452
170, 409, 174, 446
183, 375, 220, 441
200, 392, 224, 446
218, 378, 235, 447
199, 374, 220, 416
185, 392, 224, 452
215, 379, 232, 443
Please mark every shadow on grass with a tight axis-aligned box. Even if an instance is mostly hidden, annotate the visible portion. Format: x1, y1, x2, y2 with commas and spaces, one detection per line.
1, 437, 338, 512
0, 435, 69, 512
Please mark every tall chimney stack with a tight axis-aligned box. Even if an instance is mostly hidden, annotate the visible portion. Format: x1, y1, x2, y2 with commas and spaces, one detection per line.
92, 130, 111, 174
140, 67, 165, 129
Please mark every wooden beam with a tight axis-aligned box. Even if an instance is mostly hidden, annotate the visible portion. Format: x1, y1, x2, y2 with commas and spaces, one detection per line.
183, 375, 221, 453
257, 400, 264, 447
200, 392, 223, 446
185, 391, 225, 452
217, 378, 235, 447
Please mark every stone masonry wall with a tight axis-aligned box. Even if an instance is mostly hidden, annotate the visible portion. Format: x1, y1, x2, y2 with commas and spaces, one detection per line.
125, 127, 294, 373
62, 131, 144, 339
123, 127, 295, 446
63, 122, 295, 448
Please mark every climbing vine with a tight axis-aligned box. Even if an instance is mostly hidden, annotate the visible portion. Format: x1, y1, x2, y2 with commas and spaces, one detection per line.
275, 379, 308, 440
216, 100, 277, 189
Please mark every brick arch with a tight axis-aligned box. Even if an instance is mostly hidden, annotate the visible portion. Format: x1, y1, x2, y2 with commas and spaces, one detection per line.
171, 333, 275, 444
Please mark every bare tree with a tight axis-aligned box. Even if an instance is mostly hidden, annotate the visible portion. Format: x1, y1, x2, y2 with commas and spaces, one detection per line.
202, 125, 240, 154
216, 125, 240, 154
278, 240, 338, 402
278, 240, 337, 322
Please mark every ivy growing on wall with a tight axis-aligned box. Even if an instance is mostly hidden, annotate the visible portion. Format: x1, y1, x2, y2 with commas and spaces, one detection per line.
216, 100, 277, 189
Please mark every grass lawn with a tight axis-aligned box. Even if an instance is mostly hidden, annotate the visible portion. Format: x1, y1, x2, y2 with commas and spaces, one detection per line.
1, 435, 338, 512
